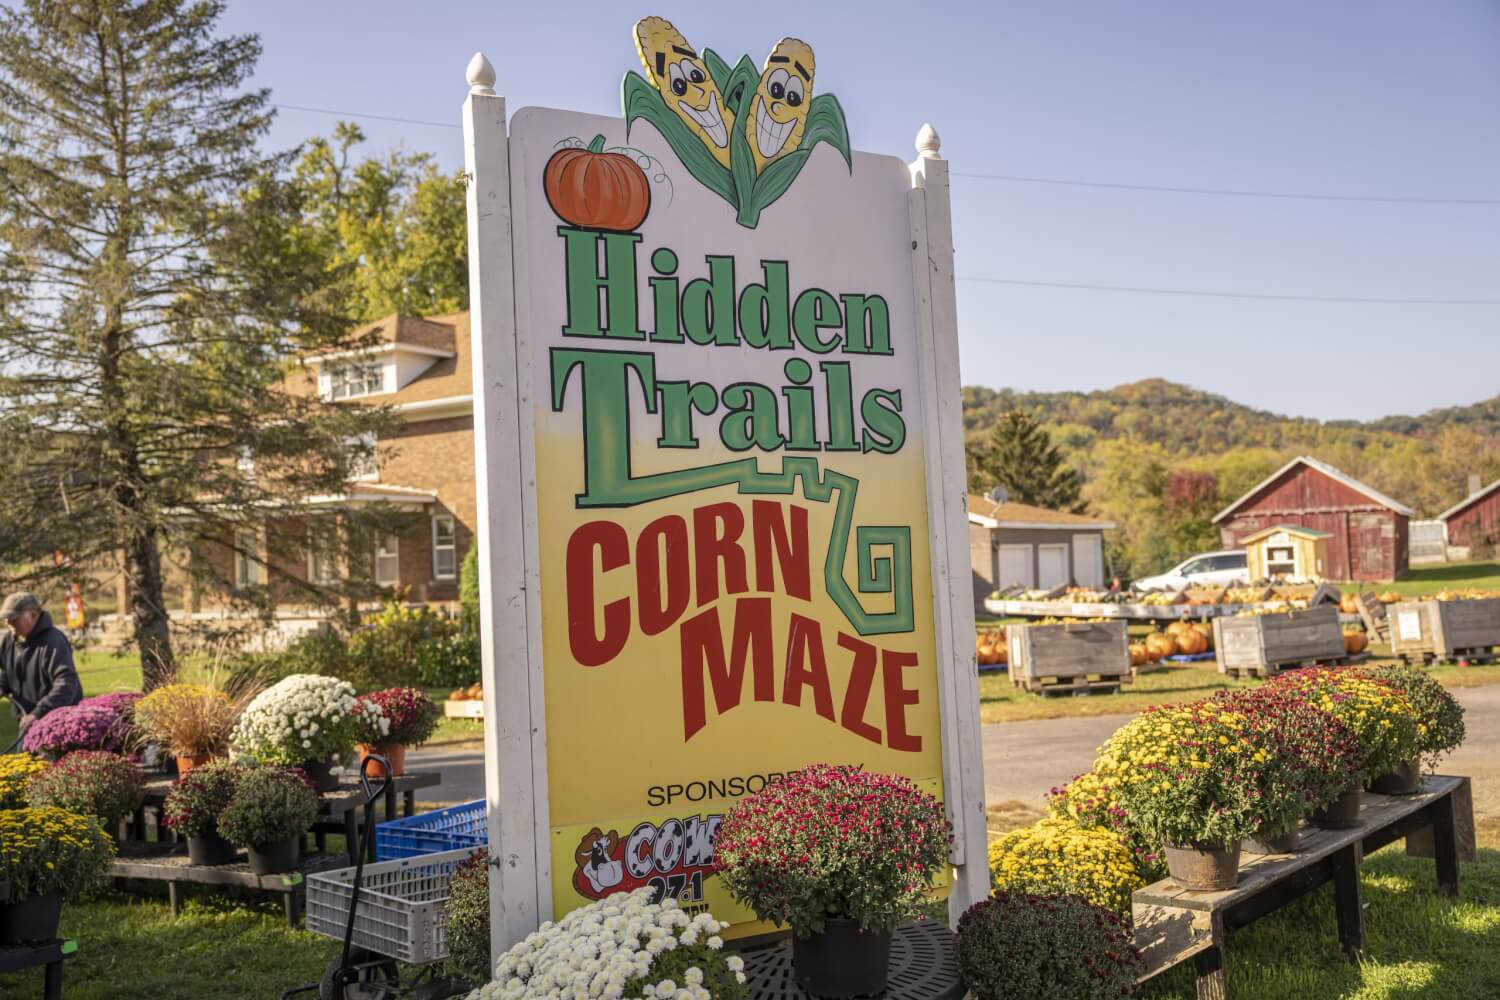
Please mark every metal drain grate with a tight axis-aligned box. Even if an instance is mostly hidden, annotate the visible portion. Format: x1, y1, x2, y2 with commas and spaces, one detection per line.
740, 922, 964, 999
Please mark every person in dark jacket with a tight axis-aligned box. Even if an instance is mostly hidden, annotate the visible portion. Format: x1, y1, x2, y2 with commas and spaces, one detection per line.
0, 592, 83, 740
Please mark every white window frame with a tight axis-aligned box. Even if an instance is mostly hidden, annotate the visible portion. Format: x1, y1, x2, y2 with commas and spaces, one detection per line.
325, 359, 386, 401
234, 528, 261, 590
347, 432, 379, 481
307, 522, 339, 585
432, 514, 457, 580
374, 534, 399, 587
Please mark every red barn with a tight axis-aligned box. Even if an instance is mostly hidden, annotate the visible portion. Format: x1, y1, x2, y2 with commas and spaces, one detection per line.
1438, 479, 1500, 559
1213, 456, 1413, 582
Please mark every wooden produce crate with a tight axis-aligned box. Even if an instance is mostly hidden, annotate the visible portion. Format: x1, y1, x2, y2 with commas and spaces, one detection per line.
1388, 599, 1500, 664
1007, 620, 1131, 695
1212, 604, 1347, 678
443, 699, 484, 719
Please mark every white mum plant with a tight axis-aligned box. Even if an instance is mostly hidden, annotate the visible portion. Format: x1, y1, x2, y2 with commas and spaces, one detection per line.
229, 674, 379, 765
468, 888, 748, 1000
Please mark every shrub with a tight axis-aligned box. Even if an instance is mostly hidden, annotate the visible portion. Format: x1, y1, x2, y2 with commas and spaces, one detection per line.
217, 766, 319, 847
230, 673, 360, 765
1354, 664, 1465, 770
1047, 770, 1165, 882
442, 849, 490, 985
1265, 669, 1422, 780
345, 601, 458, 690
459, 540, 479, 633
354, 687, 440, 747
469, 888, 746, 1000
1094, 701, 1300, 849
133, 683, 239, 757
714, 764, 952, 936
957, 891, 1141, 1000
26, 750, 145, 825
988, 817, 1143, 916
414, 630, 481, 688
21, 694, 139, 756
0, 806, 115, 902
0, 753, 47, 810
162, 760, 242, 838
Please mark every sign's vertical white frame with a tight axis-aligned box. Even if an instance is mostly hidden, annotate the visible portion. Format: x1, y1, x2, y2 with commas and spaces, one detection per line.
909, 126, 990, 921
463, 57, 990, 959
462, 55, 553, 954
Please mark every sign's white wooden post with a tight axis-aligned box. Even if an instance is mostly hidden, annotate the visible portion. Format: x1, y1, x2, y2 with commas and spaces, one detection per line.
909, 124, 990, 922
462, 52, 551, 959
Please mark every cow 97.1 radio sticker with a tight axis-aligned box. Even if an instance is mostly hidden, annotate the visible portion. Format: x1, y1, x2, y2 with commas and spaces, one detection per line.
559, 813, 724, 918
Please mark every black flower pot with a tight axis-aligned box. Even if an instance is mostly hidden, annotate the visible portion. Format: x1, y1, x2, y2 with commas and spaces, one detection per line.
300, 757, 340, 793
1243, 825, 1301, 855
792, 919, 892, 998
247, 837, 300, 875
0, 893, 62, 945
1368, 761, 1422, 796
1312, 787, 1363, 830
187, 831, 240, 866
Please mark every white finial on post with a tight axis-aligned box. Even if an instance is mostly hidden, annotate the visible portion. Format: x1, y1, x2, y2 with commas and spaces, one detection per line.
467, 52, 497, 96
915, 123, 942, 159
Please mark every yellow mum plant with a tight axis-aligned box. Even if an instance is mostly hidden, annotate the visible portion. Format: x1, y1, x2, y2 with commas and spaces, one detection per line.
988, 816, 1144, 916
0, 753, 47, 809
0, 806, 114, 901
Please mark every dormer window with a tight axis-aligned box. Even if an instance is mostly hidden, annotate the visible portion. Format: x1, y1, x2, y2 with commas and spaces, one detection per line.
325, 359, 385, 400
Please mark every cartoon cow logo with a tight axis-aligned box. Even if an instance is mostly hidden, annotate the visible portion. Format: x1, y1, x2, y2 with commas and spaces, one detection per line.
573, 827, 625, 896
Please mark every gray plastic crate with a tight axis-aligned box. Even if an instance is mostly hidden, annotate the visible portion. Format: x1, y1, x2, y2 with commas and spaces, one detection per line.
304, 847, 475, 963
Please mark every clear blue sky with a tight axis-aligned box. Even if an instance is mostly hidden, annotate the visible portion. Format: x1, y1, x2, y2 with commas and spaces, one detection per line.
223, 0, 1500, 422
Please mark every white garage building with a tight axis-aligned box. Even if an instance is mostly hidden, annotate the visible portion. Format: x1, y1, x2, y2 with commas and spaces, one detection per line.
968, 491, 1115, 610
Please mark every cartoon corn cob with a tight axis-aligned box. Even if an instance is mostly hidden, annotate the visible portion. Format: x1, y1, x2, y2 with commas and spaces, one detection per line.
633, 17, 732, 169
745, 37, 815, 173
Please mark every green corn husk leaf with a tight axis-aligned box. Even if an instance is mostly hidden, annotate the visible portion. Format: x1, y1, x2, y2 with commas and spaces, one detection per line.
702, 48, 733, 95
724, 59, 763, 213
722, 54, 759, 120
736, 93, 854, 227
622, 70, 735, 208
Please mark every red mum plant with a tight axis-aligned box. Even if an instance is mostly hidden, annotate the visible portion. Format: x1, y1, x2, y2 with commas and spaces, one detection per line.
26, 750, 145, 827
354, 687, 440, 747
713, 763, 952, 936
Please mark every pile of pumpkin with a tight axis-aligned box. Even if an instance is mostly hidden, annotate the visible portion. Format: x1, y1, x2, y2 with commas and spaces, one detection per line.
975, 628, 1008, 667
448, 683, 484, 701
1129, 621, 1212, 666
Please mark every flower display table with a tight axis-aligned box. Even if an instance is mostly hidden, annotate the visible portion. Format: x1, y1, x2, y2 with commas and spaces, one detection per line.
1131, 775, 1474, 1000
736, 921, 963, 999
0, 939, 76, 1000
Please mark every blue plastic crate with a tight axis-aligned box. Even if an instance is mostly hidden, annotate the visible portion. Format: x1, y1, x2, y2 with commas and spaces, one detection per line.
375, 799, 488, 861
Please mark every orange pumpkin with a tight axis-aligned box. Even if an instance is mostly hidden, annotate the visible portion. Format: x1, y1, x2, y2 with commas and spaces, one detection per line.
1128, 643, 1148, 667
1339, 594, 1359, 615
1343, 630, 1368, 655
1145, 633, 1177, 661
544, 135, 651, 232
1175, 628, 1208, 656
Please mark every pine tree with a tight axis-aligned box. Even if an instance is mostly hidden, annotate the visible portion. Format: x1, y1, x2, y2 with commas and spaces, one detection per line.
0, 1, 396, 686
971, 411, 1085, 513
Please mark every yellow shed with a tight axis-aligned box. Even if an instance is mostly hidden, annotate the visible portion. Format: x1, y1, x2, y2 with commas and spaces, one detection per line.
1241, 525, 1331, 582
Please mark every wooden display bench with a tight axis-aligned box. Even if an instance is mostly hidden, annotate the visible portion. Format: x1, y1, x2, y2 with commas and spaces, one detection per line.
1132, 775, 1474, 1000
110, 841, 349, 928
0, 939, 76, 1000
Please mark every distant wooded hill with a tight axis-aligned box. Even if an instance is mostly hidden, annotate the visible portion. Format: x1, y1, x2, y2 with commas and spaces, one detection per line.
961, 379, 1500, 577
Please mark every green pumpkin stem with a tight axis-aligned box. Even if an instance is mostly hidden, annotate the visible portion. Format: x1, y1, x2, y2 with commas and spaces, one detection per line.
587, 134, 607, 154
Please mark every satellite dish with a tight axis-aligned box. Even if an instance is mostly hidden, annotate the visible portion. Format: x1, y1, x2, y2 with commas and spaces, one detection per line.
989, 486, 1010, 504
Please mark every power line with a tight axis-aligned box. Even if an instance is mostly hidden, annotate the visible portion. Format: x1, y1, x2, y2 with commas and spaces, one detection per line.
952, 171, 1500, 206
273, 103, 460, 130
956, 276, 1500, 306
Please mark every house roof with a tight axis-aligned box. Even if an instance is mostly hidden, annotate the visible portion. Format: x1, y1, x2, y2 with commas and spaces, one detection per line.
284, 312, 473, 407
1211, 455, 1416, 523
1437, 479, 1500, 522
967, 494, 1115, 530
1240, 524, 1332, 544
304, 482, 438, 508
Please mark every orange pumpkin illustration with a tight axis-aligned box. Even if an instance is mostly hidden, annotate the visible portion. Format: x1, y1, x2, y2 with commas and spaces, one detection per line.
544, 134, 651, 232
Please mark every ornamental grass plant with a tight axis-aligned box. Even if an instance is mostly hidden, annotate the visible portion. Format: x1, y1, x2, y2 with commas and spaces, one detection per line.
1353, 664, 1466, 770
1264, 670, 1422, 781
987, 816, 1144, 916
26, 750, 144, 827
0, 806, 114, 902
956, 890, 1141, 1000
353, 687, 437, 747
1094, 702, 1298, 849
468, 888, 747, 1000
714, 763, 952, 936
133, 683, 240, 758
229, 673, 360, 765
217, 766, 319, 847
162, 760, 242, 839
0, 753, 46, 809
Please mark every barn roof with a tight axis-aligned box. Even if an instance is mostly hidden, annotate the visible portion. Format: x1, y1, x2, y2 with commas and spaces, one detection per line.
1240, 524, 1332, 544
1211, 455, 1416, 524
1437, 478, 1500, 522
967, 494, 1115, 530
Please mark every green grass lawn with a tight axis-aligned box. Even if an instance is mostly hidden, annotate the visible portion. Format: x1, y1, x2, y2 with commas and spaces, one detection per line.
1391, 561, 1500, 597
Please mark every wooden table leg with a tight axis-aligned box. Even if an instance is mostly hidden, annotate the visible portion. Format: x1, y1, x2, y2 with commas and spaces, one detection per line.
168, 880, 183, 917
1330, 843, 1366, 960
44, 959, 63, 1000
1432, 792, 1460, 897
1192, 944, 1227, 1000
285, 889, 301, 928
315, 829, 327, 853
